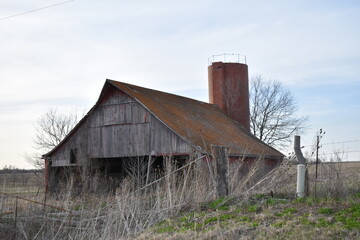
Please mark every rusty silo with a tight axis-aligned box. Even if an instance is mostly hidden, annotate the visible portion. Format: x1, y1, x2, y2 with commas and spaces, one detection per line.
208, 54, 250, 131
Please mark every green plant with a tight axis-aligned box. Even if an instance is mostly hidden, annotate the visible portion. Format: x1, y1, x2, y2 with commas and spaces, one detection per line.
266, 198, 287, 206
352, 192, 360, 199
219, 213, 234, 221
179, 212, 195, 222
314, 218, 333, 228
72, 204, 81, 211
235, 215, 251, 223
155, 225, 176, 233
299, 216, 311, 225
318, 207, 334, 215
247, 204, 261, 213
292, 197, 320, 205
206, 197, 231, 211
255, 193, 266, 199
335, 203, 360, 230
276, 207, 297, 217
180, 221, 196, 231
272, 220, 286, 228
252, 221, 259, 227
204, 216, 218, 225
266, 198, 276, 205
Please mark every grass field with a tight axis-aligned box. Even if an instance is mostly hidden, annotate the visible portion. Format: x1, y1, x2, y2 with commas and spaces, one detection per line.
0, 160, 359, 239
136, 194, 360, 239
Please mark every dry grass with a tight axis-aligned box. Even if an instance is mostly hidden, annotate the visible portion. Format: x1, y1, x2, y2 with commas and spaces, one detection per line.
0, 154, 359, 239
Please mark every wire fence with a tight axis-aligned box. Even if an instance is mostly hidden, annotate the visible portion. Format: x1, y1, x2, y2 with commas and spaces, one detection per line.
0, 190, 72, 240
1, 152, 358, 239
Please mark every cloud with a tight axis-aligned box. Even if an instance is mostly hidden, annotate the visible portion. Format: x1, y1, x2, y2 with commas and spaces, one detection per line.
0, 0, 359, 168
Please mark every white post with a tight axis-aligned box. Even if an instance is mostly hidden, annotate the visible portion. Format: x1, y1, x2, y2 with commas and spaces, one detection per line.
296, 164, 305, 198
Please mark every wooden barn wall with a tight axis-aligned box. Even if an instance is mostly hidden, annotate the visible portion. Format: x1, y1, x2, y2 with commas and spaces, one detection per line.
50, 121, 89, 167
50, 86, 192, 167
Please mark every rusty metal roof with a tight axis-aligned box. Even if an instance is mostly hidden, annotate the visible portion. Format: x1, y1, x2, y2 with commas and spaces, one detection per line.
108, 80, 283, 158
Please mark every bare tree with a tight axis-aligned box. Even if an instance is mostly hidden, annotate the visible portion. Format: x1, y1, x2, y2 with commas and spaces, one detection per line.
25, 108, 84, 169
250, 75, 307, 149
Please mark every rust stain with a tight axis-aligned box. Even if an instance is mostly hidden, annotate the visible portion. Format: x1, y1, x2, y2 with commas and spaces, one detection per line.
108, 80, 283, 158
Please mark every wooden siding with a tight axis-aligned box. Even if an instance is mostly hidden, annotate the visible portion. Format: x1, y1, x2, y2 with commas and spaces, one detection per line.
50, 87, 192, 167
51, 121, 89, 167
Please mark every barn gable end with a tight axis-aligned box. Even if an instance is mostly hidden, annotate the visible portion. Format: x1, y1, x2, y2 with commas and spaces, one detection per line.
48, 82, 192, 168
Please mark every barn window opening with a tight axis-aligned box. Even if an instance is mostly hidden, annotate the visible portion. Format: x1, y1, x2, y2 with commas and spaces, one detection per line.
70, 149, 77, 164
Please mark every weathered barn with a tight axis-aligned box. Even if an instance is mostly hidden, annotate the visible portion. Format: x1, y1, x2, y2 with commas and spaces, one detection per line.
44, 61, 283, 192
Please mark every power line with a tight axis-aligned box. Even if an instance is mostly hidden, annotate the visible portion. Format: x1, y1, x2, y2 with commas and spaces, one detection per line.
302, 139, 360, 148
0, 0, 75, 21
305, 150, 360, 158
319, 150, 360, 155
321, 140, 360, 146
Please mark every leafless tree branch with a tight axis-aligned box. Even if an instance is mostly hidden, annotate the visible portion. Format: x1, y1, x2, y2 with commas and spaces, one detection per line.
25, 107, 85, 169
250, 75, 308, 150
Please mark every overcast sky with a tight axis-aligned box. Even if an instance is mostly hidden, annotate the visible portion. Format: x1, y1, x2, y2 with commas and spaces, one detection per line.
1, 0, 359, 169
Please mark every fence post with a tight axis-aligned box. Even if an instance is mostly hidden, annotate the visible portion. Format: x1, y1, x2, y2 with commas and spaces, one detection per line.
294, 135, 307, 197
210, 145, 229, 198
13, 196, 18, 240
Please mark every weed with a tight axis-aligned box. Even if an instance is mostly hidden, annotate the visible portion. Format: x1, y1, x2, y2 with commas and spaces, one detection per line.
272, 220, 286, 228
299, 216, 311, 225
204, 216, 218, 225
276, 207, 297, 217
180, 221, 196, 231
247, 204, 261, 213
155, 225, 176, 234
179, 212, 195, 222
251, 221, 259, 228
205, 197, 230, 211
314, 218, 333, 228
235, 215, 251, 222
293, 197, 320, 206
351, 192, 360, 199
266, 198, 287, 206
318, 207, 334, 215
157, 220, 167, 226
292, 197, 305, 204
255, 193, 266, 199
335, 203, 360, 230
266, 198, 276, 205
219, 213, 234, 221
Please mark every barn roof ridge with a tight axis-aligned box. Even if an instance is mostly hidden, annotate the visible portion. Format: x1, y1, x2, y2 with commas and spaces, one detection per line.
106, 79, 211, 105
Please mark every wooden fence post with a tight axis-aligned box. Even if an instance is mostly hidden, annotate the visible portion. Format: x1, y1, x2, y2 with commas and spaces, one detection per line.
210, 145, 229, 198
13, 196, 18, 240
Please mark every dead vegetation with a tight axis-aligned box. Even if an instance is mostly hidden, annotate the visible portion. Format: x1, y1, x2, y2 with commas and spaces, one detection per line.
0, 154, 359, 240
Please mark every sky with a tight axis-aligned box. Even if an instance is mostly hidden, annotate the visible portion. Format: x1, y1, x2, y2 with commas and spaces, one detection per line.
0, 0, 359, 169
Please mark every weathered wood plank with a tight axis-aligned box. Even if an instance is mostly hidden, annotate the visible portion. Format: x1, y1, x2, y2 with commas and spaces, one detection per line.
50, 87, 193, 167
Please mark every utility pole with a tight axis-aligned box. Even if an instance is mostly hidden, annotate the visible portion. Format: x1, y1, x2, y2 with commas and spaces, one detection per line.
314, 128, 325, 198
315, 135, 320, 180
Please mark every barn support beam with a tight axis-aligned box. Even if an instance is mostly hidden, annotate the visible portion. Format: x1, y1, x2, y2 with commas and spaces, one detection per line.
210, 145, 229, 198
